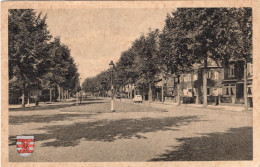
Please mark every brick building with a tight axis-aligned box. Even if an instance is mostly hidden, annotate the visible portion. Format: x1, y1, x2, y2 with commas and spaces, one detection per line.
222, 61, 253, 106
167, 61, 253, 106
178, 66, 224, 104
123, 60, 253, 107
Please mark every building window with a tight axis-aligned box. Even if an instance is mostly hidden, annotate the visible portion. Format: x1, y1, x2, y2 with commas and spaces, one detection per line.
248, 85, 252, 96
214, 71, 219, 79
230, 87, 235, 95
207, 71, 211, 79
228, 65, 235, 77
223, 84, 236, 96
224, 87, 229, 95
207, 88, 210, 96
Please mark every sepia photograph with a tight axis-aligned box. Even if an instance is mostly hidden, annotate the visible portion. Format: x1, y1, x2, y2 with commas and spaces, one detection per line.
2, 1, 258, 165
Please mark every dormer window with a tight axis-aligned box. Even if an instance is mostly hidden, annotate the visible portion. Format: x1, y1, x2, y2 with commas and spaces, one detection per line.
228, 65, 235, 77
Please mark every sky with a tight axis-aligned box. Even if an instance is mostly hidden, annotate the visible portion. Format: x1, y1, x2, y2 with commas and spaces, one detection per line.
38, 8, 172, 84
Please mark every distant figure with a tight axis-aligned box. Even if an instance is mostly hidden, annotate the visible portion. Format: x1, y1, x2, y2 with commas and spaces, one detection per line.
35, 95, 39, 106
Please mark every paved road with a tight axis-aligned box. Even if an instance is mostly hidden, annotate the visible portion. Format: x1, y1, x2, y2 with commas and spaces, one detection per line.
9, 98, 252, 161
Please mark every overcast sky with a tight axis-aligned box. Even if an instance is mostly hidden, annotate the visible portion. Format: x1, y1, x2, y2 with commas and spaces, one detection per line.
38, 8, 172, 84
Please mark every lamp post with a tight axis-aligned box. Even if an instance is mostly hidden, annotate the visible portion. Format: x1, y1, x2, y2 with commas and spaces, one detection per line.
109, 61, 115, 112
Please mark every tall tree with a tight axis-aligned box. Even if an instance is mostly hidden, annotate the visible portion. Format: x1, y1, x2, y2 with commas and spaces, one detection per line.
132, 29, 160, 102
114, 49, 139, 98
161, 8, 252, 107
159, 13, 195, 105
9, 9, 52, 107
214, 8, 252, 110
46, 37, 80, 100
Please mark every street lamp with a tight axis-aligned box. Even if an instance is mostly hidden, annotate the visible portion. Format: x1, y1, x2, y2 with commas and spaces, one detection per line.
109, 61, 115, 112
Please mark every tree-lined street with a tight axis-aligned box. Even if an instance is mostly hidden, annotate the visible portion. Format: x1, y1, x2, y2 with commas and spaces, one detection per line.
9, 98, 252, 161
8, 8, 253, 162
82, 8, 252, 110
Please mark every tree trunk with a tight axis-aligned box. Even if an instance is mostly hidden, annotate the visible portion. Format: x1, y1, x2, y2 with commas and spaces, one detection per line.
191, 72, 194, 100
203, 58, 208, 107
244, 61, 248, 111
177, 75, 181, 106
50, 88, 52, 102
62, 88, 64, 99
76, 92, 79, 105
165, 78, 168, 102
62, 87, 64, 99
21, 87, 25, 107
58, 86, 61, 101
54, 87, 56, 100
162, 77, 164, 103
148, 83, 152, 102
130, 85, 133, 99
196, 88, 199, 104
27, 91, 30, 106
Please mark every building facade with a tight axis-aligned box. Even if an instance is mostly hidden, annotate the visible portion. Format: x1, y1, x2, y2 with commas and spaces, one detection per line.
121, 61, 253, 107
167, 61, 253, 106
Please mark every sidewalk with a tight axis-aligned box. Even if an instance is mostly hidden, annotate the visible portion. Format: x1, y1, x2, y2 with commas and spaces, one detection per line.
119, 98, 252, 113
164, 101, 252, 112
8, 98, 79, 110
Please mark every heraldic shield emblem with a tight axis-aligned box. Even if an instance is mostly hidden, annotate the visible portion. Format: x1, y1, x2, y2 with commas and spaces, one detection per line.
16, 136, 34, 156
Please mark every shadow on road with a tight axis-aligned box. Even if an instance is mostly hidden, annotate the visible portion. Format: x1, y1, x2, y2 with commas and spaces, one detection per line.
150, 126, 253, 161
9, 101, 105, 112
60, 100, 164, 113
9, 116, 203, 147
9, 113, 96, 125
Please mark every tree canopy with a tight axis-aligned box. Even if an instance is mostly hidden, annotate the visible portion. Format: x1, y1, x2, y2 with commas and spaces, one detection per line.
9, 9, 80, 105
82, 8, 252, 104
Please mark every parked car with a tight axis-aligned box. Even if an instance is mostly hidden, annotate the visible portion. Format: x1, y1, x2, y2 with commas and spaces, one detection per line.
133, 95, 143, 103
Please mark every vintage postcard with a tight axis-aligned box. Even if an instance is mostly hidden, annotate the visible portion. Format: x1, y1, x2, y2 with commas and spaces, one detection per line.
1, 0, 260, 167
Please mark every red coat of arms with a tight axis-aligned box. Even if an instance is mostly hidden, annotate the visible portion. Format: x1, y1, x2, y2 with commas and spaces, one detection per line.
16, 136, 34, 156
